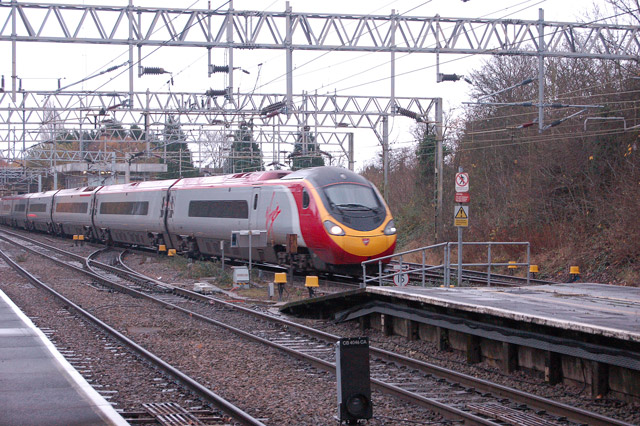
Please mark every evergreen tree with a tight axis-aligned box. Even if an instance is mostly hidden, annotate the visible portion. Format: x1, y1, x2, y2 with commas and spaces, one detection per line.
290, 126, 325, 170
225, 121, 263, 173
159, 115, 198, 178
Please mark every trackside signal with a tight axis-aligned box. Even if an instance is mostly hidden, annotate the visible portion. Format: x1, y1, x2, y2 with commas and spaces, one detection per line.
336, 337, 372, 424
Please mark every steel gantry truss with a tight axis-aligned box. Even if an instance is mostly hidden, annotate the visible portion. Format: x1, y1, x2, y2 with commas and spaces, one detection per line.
2, 2, 638, 55
1, 1, 638, 239
0, 88, 440, 198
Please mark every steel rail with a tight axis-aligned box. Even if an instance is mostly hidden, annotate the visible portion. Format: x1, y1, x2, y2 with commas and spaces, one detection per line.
2, 230, 633, 426
116, 254, 632, 426
0, 230, 494, 425
0, 243, 267, 426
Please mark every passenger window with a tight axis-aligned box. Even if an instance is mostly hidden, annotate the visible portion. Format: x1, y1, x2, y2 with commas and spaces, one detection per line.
302, 189, 310, 209
253, 194, 259, 210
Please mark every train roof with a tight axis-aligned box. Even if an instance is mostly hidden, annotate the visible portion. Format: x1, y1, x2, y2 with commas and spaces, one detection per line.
56, 186, 103, 196
283, 166, 371, 187
27, 189, 60, 198
171, 170, 292, 189
96, 179, 178, 193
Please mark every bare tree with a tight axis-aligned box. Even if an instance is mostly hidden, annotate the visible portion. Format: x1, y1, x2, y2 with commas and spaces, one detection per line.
199, 129, 231, 173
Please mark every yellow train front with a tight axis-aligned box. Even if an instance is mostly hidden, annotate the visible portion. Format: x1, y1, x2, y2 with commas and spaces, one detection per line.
289, 167, 397, 274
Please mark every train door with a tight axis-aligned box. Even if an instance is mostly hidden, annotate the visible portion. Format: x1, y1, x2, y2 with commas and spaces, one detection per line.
163, 188, 178, 250
249, 186, 262, 231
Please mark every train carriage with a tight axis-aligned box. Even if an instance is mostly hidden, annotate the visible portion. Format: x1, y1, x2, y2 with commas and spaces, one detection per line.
283, 167, 397, 273
165, 170, 298, 264
0, 166, 396, 274
51, 186, 101, 238
8, 194, 29, 229
0, 196, 13, 226
93, 179, 177, 246
25, 190, 59, 232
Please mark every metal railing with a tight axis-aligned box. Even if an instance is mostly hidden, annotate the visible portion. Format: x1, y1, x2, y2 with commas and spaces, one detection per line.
361, 243, 448, 288
445, 241, 530, 287
361, 241, 530, 288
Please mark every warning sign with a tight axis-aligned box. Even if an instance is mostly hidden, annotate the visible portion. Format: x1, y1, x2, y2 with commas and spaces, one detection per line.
454, 205, 469, 227
455, 172, 469, 192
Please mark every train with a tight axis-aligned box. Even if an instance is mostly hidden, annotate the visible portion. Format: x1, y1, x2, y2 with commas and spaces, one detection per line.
0, 166, 396, 274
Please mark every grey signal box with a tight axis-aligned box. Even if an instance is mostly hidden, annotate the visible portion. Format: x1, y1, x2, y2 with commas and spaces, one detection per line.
336, 337, 372, 423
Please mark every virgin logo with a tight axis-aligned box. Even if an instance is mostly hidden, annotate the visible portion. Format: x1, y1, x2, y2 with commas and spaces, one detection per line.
362, 238, 370, 246
265, 193, 281, 236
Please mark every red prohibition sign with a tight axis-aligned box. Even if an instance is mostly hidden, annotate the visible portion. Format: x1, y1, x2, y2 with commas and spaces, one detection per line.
456, 174, 468, 186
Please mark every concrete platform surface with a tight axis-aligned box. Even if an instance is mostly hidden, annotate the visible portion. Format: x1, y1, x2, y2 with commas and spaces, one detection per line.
0, 289, 128, 426
366, 283, 640, 342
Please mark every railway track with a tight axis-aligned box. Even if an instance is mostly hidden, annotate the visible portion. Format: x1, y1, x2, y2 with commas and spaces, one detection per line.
0, 231, 266, 426
0, 229, 632, 426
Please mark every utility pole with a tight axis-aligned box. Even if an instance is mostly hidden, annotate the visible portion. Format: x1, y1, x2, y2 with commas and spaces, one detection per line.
285, 1, 293, 117
435, 98, 443, 242
227, 0, 234, 102
11, 0, 17, 102
382, 115, 389, 201
538, 8, 545, 132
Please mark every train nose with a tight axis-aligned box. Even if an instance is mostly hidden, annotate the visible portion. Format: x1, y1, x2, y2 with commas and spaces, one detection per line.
340, 234, 396, 256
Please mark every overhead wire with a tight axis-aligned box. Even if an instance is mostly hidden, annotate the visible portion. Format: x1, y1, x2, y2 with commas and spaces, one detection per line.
332, 6, 637, 94
314, 0, 548, 93
252, 0, 546, 93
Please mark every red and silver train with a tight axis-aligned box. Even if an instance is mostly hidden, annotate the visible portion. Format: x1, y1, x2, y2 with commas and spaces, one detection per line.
0, 167, 396, 274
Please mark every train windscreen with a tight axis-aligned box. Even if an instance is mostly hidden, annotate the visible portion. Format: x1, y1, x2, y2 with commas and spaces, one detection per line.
324, 183, 381, 211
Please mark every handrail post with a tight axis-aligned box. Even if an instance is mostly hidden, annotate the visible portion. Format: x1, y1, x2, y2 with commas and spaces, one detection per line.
361, 262, 366, 288
445, 243, 450, 287
487, 243, 492, 287
378, 261, 383, 286
526, 243, 531, 285
421, 249, 426, 287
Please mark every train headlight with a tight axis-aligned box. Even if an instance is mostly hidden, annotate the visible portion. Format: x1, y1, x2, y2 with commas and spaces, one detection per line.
324, 220, 345, 236
383, 220, 397, 235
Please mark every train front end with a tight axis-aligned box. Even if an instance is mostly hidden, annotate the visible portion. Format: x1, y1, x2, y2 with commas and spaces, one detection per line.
297, 167, 396, 273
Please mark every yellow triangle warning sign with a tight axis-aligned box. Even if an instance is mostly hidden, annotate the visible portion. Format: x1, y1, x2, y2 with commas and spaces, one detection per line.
455, 206, 468, 219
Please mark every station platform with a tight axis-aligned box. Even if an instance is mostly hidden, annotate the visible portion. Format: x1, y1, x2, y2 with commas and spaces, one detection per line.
283, 283, 640, 342
0, 289, 128, 426
365, 283, 640, 342
282, 282, 640, 392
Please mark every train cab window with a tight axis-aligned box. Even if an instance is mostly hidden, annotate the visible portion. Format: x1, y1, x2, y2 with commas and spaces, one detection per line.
302, 189, 310, 209
253, 194, 259, 210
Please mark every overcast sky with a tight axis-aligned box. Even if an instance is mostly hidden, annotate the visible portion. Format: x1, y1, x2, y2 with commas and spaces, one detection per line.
0, 0, 623, 168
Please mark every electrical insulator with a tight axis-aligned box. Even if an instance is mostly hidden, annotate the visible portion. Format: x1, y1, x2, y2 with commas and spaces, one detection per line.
440, 73, 462, 82
211, 65, 230, 73
396, 107, 422, 122
141, 67, 167, 75
260, 101, 286, 116
205, 89, 227, 97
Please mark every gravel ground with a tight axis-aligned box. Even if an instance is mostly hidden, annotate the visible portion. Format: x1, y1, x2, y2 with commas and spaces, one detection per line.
1, 228, 638, 425
124, 250, 640, 425
0, 234, 442, 425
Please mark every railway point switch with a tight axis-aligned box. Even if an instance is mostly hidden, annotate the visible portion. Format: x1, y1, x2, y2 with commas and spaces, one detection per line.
193, 282, 214, 294
273, 273, 287, 301
570, 266, 581, 282
306, 276, 319, 298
